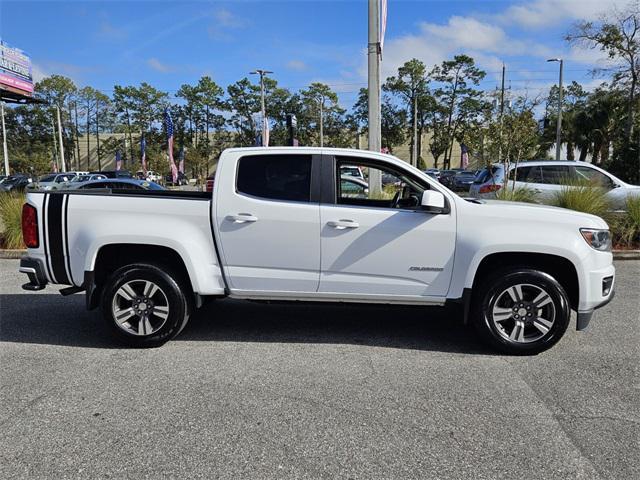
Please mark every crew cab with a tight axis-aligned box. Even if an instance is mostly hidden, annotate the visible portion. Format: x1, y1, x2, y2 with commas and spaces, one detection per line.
19, 147, 615, 354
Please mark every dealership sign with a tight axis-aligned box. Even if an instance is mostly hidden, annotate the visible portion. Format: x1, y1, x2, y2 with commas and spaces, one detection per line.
0, 40, 33, 95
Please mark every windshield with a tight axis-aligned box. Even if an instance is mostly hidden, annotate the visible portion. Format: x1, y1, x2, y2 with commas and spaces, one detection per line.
39, 174, 56, 183
474, 166, 500, 184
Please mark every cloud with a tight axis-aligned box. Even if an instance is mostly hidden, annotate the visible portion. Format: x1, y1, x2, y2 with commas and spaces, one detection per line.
146, 58, 174, 73
499, 0, 630, 29
213, 8, 246, 28
31, 63, 48, 83
95, 20, 128, 41
286, 60, 308, 71
208, 8, 248, 40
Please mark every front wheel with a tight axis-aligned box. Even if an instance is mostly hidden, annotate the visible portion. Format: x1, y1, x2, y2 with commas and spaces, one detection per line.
101, 264, 191, 347
471, 269, 571, 355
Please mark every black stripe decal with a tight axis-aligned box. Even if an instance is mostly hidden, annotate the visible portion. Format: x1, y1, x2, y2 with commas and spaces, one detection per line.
63, 194, 74, 285
41, 193, 54, 282
47, 193, 70, 284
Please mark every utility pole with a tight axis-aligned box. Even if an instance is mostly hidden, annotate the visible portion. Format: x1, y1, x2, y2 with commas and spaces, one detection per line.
56, 104, 66, 171
51, 115, 59, 172
367, 0, 382, 193
499, 63, 505, 163
318, 96, 324, 147
412, 93, 417, 167
250, 69, 273, 146
547, 58, 564, 161
96, 99, 101, 171
1, 101, 9, 176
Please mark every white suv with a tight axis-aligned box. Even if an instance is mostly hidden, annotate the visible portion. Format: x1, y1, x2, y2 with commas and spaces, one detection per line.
470, 161, 640, 210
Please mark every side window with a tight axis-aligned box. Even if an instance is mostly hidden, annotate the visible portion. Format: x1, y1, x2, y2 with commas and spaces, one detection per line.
540, 166, 572, 185
573, 166, 614, 188
237, 154, 312, 202
512, 166, 543, 182
336, 157, 427, 209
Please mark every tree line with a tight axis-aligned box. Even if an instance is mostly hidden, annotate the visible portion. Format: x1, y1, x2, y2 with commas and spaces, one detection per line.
4, 1, 639, 183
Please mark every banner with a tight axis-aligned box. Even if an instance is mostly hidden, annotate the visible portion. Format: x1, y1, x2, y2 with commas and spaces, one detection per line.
0, 40, 33, 95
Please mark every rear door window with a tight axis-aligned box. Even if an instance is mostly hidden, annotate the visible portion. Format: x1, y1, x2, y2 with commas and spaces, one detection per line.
237, 154, 312, 202
540, 166, 572, 184
511, 166, 543, 182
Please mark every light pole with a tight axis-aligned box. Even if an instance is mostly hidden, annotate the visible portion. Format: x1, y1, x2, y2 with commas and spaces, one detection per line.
317, 95, 325, 147
1, 101, 9, 176
547, 58, 563, 161
250, 69, 273, 146
367, 0, 382, 193
55, 104, 66, 171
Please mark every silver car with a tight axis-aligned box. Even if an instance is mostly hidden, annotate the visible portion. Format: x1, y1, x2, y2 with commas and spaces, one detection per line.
470, 161, 640, 210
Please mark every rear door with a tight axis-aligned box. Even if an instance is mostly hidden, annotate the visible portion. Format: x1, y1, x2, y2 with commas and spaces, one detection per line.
215, 153, 321, 293
538, 165, 573, 203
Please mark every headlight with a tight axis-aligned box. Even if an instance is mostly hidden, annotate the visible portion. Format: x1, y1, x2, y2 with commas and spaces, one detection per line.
580, 228, 612, 251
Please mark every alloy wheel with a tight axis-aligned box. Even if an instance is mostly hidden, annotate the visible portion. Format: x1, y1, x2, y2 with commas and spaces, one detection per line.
111, 280, 170, 336
490, 283, 557, 344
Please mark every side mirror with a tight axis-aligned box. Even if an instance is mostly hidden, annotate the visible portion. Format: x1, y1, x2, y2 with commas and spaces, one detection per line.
421, 190, 446, 213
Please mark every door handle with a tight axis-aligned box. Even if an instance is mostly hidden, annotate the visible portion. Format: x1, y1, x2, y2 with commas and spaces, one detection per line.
327, 219, 359, 229
227, 213, 258, 223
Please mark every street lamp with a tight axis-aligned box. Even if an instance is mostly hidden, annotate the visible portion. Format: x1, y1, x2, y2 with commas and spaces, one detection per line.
250, 69, 273, 146
547, 58, 564, 161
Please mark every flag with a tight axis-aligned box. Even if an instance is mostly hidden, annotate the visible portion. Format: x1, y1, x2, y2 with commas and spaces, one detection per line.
178, 146, 185, 174
164, 109, 178, 183
380, 0, 387, 55
140, 135, 147, 173
115, 149, 122, 171
461, 143, 469, 170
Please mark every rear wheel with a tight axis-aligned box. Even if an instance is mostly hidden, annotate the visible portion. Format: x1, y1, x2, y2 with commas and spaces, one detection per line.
472, 269, 570, 355
101, 264, 190, 347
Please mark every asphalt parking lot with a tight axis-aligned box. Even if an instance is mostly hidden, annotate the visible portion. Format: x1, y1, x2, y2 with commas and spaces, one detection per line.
1, 259, 638, 479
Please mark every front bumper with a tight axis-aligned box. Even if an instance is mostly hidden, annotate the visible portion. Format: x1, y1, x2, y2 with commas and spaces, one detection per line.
19, 257, 48, 291
576, 263, 616, 331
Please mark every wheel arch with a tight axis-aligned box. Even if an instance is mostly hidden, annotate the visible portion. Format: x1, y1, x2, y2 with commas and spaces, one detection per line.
469, 251, 579, 312
86, 243, 194, 310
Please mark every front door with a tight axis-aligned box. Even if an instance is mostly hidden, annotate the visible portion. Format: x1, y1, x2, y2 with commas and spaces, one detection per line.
216, 153, 321, 293
319, 156, 456, 299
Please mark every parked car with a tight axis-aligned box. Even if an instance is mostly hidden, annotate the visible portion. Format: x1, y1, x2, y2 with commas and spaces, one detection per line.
90, 170, 133, 179
136, 170, 162, 182
0, 175, 7, 184
340, 175, 369, 198
470, 161, 640, 210
165, 172, 189, 186
340, 165, 365, 180
0, 174, 33, 192
21, 147, 614, 354
451, 171, 478, 192
424, 168, 441, 180
34, 173, 77, 191
63, 174, 108, 188
439, 169, 464, 188
69, 178, 166, 191
206, 174, 215, 193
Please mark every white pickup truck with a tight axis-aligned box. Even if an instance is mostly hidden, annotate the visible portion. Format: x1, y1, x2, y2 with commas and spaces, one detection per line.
19, 147, 615, 354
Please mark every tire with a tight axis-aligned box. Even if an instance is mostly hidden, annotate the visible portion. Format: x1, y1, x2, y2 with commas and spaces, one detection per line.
101, 263, 191, 348
471, 268, 571, 355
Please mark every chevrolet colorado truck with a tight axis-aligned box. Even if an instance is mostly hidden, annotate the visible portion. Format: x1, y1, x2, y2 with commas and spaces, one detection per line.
19, 147, 615, 354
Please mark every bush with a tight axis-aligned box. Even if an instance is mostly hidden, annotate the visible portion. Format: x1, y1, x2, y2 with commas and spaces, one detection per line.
0, 192, 26, 249
495, 185, 537, 203
552, 184, 612, 219
610, 196, 640, 248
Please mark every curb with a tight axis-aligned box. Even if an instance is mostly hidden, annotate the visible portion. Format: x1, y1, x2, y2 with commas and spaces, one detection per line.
0, 249, 26, 259
613, 250, 640, 260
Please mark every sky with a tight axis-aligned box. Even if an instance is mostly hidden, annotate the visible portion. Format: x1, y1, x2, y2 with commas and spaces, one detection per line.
0, 0, 630, 108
